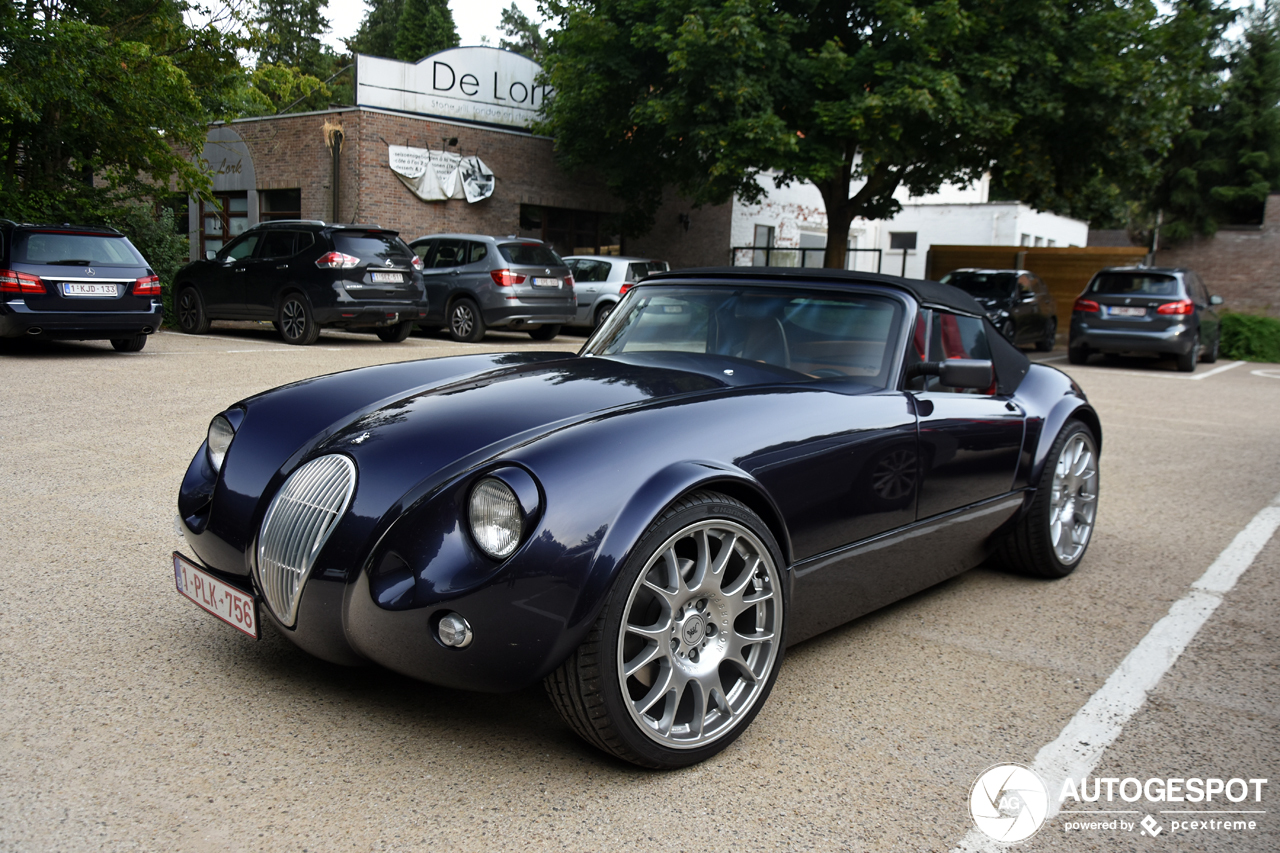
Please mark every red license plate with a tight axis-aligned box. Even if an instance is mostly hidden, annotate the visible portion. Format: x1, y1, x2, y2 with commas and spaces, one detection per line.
173, 552, 259, 638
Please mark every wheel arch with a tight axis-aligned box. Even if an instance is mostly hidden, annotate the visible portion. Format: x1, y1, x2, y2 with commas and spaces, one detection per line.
1028, 398, 1102, 492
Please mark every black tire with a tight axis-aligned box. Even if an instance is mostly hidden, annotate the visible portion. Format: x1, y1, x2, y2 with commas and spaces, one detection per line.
376, 320, 414, 342
1175, 335, 1199, 373
992, 420, 1099, 579
110, 334, 147, 352
545, 491, 787, 769
1035, 317, 1057, 352
1000, 320, 1017, 343
1201, 333, 1219, 364
277, 294, 320, 346
448, 298, 485, 343
1067, 345, 1089, 365
176, 286, 210, 335
528, 323, 561, 341
594, 302, 616, 329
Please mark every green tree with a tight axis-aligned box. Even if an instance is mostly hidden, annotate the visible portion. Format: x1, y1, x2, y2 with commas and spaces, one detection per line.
248, 0, 353, 115
499, 3, 548, 60
394, 0, 460, 62
539, 0, 1200, 267
348, 0, 404, 58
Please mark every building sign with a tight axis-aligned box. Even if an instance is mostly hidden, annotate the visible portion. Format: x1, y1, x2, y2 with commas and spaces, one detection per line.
389, 146, 495, 203
200, 126, 255, 192
356, 47, 549, 129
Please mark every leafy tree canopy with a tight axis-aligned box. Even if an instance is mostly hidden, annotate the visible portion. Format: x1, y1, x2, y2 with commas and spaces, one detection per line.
394, 0, 459, 62
500, 3, 548, 60
347, 0, 404, 58
539, 0, 1224, 265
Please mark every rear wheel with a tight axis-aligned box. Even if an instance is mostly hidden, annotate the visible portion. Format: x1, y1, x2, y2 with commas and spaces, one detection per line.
993, 420, 1098, 578
594, 302, 616, 329
110, 334, 147, 352
277, 294, 320, 346
448, 298, 485, 343
376, 320, 413, 342
1175, 335, 1199, 373
1035, 317, 1057, 352
528, 323, 561, 341
546, 491, 786, 769
176, 286, 210, 335
1067, 344, 1089, 365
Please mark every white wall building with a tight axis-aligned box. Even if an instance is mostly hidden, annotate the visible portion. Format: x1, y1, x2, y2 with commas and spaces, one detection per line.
730, 173, 1088, 279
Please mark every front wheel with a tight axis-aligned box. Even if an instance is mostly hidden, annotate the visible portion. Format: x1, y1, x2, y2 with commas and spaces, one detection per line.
528, 323, 561, 341
448, 298, 485, 343
993, 420, 1099, 578
1000, 320, 1017, 343
1175, 335, 1199, 373
277, 294, 320, 346
546, 491, 786, 768
1201, 334, 1219, 364
1035, 317, 1057, 352
376, 320, 413, 342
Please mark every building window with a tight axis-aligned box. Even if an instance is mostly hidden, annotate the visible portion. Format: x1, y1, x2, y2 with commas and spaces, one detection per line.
798, 231, 825, 268
1046, 239, 1056, 248
889, 231, 917, 250
260, 189, 302, 222
1034, 236, 1044, 247
752, 225, 775, 266
1020, 233, 1031, 246
200, 192, 248, 256
519, 204, 621, 257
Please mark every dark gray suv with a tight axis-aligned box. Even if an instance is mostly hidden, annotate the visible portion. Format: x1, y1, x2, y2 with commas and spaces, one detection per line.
409, 234, 575, 342
1068, 266, 1223, 372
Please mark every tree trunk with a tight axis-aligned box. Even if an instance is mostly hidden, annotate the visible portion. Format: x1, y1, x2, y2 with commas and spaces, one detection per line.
820, 194, 856, 269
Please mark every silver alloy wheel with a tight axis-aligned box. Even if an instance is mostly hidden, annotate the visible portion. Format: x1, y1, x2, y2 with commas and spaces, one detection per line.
617, 519, 782, 749
281, 298, 306, 339
451, 303, 474, 337
1049, 431, 1099, 565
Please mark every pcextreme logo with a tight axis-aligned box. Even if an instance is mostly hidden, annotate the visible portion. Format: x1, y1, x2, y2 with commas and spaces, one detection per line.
969, 765, 1269, 842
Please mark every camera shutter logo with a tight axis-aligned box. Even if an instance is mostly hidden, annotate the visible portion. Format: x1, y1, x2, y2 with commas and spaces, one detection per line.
970, 764, 1050, 843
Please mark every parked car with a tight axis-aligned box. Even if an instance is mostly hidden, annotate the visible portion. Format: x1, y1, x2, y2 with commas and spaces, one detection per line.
408, 234, 575, 342
173, 268, 1100, 769
173, 221, 427, 346
940, 268, 1058, 351
563, 255, 670, 329
1068, 266, 1222, 372
0, 220, 163, 351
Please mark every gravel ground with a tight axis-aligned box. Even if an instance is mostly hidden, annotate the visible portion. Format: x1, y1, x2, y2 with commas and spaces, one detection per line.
1, 329, 1276, 852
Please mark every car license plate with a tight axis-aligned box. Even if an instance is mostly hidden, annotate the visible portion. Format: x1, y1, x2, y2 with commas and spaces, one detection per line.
1106, 305, 1147, 317
532, 277, 561, 288
173, 552, 259, 639
370, 272, 403, 283
62, 283, 118, 296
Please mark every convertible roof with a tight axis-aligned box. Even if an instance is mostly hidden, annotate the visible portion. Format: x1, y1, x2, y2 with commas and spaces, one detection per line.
647, 267, 987, 317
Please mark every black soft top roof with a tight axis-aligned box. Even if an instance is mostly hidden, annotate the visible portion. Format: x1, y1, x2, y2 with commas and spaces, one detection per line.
646, 266, 987, 317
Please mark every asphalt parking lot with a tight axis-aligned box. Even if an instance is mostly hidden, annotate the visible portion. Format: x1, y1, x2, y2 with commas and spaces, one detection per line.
1, 327, 1277, 852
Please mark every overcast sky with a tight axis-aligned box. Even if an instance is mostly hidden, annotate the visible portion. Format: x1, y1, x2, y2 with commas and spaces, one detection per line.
320, 0, 547, 51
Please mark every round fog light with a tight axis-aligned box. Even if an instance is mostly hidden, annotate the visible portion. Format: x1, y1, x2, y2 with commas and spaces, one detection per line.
437, 612, 473, 649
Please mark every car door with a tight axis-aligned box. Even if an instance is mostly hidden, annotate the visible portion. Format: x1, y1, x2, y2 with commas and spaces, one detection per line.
245, 229, 299, 319
204, 232, 261, 317
908, 308, 1025, 519
1013, 274, 1042, 342
411, 239, 447, 323
1187, 272, 1220, 347
568, 258, 611, 323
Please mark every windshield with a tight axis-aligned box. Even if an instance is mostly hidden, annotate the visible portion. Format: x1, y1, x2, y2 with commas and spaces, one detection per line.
1088, 272, 1181, 296
584, 285, 904, 388
941, 271, 1016, 300
499, 242, 564, 267
14, 231, 145, 266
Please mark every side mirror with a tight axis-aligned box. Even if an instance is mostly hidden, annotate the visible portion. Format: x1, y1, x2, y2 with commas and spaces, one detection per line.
1021, 293, 1038, 303
1210, 295, 1223, 306
205, 250, 217, 261
908, 359, 995, 390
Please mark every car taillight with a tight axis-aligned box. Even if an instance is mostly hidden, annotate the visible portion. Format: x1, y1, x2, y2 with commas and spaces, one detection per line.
315, 251, 361, 269
619, 283, 634, 296
133, 274, 161, 296
565, 274, 575, 288
0, 269, 45, 294
1156, 299, 1194, 315
490, 269, 527, 286
1073, 298, 1100, 313
411, 254, 423, 271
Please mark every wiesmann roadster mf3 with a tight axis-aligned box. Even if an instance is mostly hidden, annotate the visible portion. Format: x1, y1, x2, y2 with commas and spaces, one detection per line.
173, 268, 1101, 768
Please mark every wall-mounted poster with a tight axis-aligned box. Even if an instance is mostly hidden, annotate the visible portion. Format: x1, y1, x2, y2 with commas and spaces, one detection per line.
388, 145, 494, 203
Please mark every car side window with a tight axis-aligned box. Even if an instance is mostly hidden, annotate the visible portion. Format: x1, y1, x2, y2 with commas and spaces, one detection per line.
432, 239, 465, 268
412, 240, 435, 264
221, 233, 260, 262
467, 241, 489, 265
1031, 274, 1048, 297
574, 260, 611, 282
905, 308, 993, 394
259, 230, 297, 259
1017, 275, 1035, 299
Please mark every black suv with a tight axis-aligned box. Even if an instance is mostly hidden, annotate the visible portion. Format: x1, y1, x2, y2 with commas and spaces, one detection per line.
0, 220, 163, 351
940, 268, 1059, 351
173, 221, 427, 346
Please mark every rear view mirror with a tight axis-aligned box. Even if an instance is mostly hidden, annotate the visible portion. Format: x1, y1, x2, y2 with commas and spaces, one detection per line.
205, 250, 216, 261
908, 359, 995, 390
1210, 295, 1224, 306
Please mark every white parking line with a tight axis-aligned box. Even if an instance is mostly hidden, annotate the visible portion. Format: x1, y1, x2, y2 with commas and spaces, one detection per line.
1189, 360, 1245, 380
953, 492, 1280, 852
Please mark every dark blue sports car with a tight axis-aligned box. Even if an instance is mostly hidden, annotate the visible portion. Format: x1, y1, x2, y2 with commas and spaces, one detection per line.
174, 268, 1101, 768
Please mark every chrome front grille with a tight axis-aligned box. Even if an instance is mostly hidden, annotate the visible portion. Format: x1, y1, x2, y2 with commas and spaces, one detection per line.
256, 454, 356, 627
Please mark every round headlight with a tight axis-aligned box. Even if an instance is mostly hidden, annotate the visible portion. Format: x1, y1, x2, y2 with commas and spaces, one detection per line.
469, 477, 522, 559
206, 415, 235, 473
